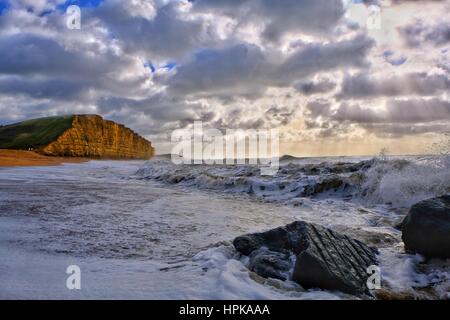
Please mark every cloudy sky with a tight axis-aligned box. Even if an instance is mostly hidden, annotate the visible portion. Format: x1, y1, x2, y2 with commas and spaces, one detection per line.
0, 0, 449, 156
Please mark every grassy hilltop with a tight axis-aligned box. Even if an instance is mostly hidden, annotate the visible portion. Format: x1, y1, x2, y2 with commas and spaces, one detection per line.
0, 115, 74, 150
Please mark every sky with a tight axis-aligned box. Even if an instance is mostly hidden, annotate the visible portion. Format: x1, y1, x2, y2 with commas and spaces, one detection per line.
0, 0, 449, 156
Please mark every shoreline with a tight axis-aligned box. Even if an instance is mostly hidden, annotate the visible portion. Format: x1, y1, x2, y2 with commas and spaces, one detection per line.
0, 149, 89, 167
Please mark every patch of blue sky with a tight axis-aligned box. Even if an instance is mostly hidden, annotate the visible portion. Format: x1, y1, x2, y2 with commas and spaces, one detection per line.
0, 0, 104, 16
57, 0, 103, 12
383, 50, 407, 66
144, 61, 177, 73
163, 62, 177, 70
144, 62, 156, 73
0, 0, 9, 15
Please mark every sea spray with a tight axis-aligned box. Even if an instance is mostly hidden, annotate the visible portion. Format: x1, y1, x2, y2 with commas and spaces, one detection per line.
359, 134, 450, 207
358, 156, 450, 207
136, 154, 450, 208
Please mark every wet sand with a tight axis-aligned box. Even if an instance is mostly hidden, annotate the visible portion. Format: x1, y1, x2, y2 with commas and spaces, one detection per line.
0, 149, 88, 167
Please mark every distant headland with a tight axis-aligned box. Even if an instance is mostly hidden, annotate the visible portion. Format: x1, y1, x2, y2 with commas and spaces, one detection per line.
0, 115, 154, 162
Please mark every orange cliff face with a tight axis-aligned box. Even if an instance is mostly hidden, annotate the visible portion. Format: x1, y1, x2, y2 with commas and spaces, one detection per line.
40, 115, 155, 159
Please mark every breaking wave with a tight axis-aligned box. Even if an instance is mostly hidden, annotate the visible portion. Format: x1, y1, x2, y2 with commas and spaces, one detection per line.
359, 155, 450, 207
134, 154, 450, 208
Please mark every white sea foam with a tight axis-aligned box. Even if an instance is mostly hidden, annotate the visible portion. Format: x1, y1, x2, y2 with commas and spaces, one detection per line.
379, 247, 450, 299
1, 158, 448, 299
136, 154, 450, 208
358, 156, 450, 207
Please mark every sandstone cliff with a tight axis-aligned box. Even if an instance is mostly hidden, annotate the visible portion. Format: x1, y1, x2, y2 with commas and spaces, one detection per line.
40, 115, 154, 159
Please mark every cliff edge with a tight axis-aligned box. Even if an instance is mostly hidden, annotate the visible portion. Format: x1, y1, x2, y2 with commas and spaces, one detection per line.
0, 115, 155, 159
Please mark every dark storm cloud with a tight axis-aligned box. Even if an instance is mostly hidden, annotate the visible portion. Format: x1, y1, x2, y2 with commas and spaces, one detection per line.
274, 35, 374, 86
206, 103, 298, 131
96, 93, 217, 135
309, 98, 450, 124
193, 0, 345, 42
167, 44, 270, 98
0, 33, 150, 101
361, 123, 450, 138
93, 1, 211, 60
401, 20, 450, 47
0, 76, 90, 101
0, 33, 147, 84
337, 72, 450, 99
305, 100, 334, 118
384, 98, 450, 123
0, 34, 117, 77
264, 105, 297, 126
305, 97, 450, 137
0, 0, 448, 142
295, 79, 336, 95
168, 35, 374, 98
0, 1, 368, 136
331, 102, 381, 123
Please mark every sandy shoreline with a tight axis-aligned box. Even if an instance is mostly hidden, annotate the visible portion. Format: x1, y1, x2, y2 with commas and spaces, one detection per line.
0, 149, 88, 167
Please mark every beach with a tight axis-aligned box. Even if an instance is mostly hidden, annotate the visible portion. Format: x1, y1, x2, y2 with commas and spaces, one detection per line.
0, 150, 87, 167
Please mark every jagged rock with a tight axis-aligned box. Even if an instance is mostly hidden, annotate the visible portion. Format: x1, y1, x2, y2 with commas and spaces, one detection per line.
402, 195, 450, 259
233, 221, 378, 296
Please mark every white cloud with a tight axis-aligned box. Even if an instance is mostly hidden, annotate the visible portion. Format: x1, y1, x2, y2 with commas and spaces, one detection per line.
0, 0, 449, 154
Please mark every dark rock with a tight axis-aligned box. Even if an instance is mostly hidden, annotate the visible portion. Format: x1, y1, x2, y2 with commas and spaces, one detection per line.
248, 248, 293, 281
402, 195, 450, 259
234, 234, 264, 256
233, 221, 378, 296
394, 221, 403, 231
293, 224, 378, 296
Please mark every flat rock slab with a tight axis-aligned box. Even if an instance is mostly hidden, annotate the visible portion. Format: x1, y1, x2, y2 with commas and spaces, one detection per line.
402, 195, 450, 259
233, 221, 378, 297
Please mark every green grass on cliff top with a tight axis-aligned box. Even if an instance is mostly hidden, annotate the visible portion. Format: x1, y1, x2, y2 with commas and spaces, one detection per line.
0, 115, 74, 150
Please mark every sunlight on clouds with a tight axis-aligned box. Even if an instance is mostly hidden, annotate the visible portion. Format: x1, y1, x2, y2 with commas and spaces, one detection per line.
0, 0, 449, 156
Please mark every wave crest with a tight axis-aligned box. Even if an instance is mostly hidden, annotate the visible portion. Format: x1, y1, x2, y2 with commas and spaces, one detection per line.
359, 156, 450, 207
134, 155, 450, 208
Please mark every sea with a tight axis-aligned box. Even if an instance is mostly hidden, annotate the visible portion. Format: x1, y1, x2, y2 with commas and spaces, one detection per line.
0, 154, 449, 299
